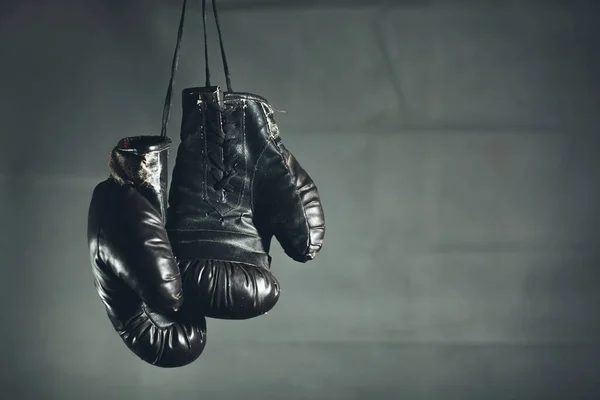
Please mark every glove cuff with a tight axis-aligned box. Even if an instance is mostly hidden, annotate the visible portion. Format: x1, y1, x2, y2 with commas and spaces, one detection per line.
108, 135, 171, 219
116, 135, 171, 154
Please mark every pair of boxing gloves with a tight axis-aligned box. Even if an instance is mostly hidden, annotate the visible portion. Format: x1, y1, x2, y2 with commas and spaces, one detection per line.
87, 87, 326, 367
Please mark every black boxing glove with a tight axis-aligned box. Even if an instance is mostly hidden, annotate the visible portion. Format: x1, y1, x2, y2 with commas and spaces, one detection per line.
87, 135, 207, 367
166, 87, 326, 320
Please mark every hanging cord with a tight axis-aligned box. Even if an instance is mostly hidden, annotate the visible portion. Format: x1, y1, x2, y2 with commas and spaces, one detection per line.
212, 0, 233, 92
202, 0, 233, 92
161, 0, 233, 138
202, 0, 210, 87
160, 0, 188, 138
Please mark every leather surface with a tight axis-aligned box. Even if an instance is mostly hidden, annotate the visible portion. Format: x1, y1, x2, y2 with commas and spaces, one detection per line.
166, 87, 326, 320
88, 136, 207, 367
179, 259, 281, 320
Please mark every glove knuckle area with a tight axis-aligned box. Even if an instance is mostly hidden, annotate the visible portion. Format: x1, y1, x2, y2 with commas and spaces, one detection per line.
117, 305, 207, 368
96, 267, 205, 368
180, 259, 281, 320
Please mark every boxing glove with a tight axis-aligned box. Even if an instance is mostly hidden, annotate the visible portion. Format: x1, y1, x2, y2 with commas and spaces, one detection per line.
166, 86, 326, 320
87, 135, 207, 367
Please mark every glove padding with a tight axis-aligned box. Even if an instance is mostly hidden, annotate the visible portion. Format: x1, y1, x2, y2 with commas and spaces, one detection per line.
88, 136, 207, 367
166, 87, 326, 320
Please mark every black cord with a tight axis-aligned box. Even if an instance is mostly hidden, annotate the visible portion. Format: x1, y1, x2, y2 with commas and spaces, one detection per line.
202, 0, 233, 92
160, 0, 188, 137
212, 0, 232, 92
161, 0, 233, 138
202, 0, 211, 87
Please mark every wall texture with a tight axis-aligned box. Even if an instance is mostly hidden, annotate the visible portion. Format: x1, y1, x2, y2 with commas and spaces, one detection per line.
0, 0, 598, 399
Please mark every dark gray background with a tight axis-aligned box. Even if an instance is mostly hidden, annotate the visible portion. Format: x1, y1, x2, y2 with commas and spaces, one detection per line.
1, 0, 599, 399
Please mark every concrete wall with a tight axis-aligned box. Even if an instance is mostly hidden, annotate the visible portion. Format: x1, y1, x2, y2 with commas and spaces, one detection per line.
1, 1, 598, 398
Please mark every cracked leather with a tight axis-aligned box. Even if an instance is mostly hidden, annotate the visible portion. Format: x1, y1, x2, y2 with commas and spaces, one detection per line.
166, 87, 326, 320
88, 136, 207, 368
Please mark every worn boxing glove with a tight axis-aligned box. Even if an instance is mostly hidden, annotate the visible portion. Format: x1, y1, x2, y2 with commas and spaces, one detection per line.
88, 135, 207, 367
166, 87, 326, 320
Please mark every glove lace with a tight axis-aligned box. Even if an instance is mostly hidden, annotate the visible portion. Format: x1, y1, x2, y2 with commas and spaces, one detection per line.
207, 103, 238, 194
